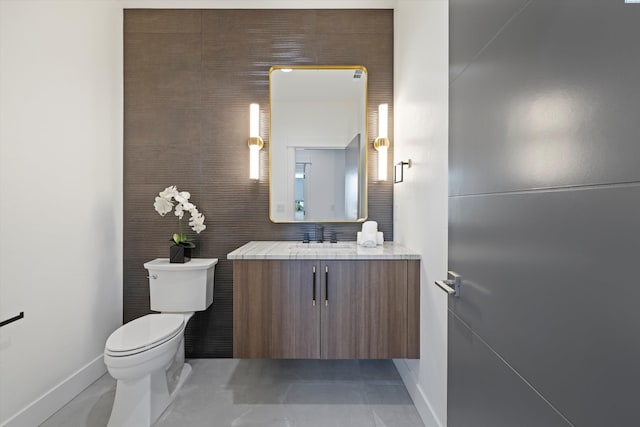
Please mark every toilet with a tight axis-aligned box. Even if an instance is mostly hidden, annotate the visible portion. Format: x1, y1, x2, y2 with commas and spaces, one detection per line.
104, 258, 218, 427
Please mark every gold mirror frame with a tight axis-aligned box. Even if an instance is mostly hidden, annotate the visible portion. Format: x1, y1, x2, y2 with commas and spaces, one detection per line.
269, 65, 368, 223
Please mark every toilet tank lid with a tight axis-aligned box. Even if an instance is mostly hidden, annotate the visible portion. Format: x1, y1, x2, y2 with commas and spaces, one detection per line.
144, 258, 218, 271
106, 314, 184, 353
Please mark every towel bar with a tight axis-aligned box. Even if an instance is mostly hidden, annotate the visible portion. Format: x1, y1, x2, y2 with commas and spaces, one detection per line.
0, 312, 24, 328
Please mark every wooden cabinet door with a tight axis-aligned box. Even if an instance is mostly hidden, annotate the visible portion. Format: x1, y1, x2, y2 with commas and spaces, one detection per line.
361, 260, 409, 358
233, 260, 320, 358
320, 261, 363, 358
321, 260, 410, 359
321, 260, 409, 359
282, 260, 321, 358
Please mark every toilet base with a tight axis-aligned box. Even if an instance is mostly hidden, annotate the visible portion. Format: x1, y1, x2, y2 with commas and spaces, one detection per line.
107, 363, 192, 427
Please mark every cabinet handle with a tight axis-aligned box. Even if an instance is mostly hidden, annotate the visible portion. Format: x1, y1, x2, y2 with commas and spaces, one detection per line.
325, 265, 329, 306
312, 265, 317, 306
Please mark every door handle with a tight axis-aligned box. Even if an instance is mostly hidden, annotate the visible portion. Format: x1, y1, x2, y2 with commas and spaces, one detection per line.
434, 271, 461, 297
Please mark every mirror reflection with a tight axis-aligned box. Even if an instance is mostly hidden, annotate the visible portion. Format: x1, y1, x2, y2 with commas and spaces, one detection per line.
270, 66, 368, 223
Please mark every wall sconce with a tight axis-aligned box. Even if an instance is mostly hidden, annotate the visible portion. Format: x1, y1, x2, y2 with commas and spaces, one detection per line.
248, 103, 264, 180
374, 104, 390, 181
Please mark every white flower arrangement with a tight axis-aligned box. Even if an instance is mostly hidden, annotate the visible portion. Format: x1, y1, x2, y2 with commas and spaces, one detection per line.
154, 185, 206, 247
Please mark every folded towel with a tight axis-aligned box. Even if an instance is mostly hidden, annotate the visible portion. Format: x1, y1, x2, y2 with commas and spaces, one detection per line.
357, 231, 383, 246
362, 220, 378, 234
360, 232, 377, 248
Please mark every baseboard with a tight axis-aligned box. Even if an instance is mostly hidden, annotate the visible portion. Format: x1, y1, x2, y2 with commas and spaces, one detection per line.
394, 359, 444, 427
1, 355, 106, 427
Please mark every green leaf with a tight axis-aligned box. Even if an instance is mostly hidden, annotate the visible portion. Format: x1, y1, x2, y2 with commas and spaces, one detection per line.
180, 241, 196, 249
172, 233, 181, 244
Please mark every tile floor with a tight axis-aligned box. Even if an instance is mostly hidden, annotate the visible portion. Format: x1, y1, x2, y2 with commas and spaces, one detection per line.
40, 359, 425, 427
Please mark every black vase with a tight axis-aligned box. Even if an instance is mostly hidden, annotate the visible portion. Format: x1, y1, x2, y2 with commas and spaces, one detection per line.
169, 245, 191, 263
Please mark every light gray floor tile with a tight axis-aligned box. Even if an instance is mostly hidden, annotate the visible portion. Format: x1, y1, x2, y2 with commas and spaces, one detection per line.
358, 360, 403, 384
215, 405, 293, 427
284, 383, 365, 405
288, 359, 362, 383
371, 405, 425, 427
40, 374, 115, 427
232, 383, 293, 404
40, 359, 424, 427
225, 359, 304, 385
288, 404, 376, 427
157, 403, 291, 427
364, 384, 414, 405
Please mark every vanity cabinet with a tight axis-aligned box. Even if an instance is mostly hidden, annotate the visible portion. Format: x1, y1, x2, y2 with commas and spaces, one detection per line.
233, 259, 420, 359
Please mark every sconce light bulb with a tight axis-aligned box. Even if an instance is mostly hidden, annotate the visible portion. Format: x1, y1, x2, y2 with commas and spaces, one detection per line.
250, 103, 260, 138
250, 145, 260, 180
378, 104, 388, 139
378, 145, 388, 181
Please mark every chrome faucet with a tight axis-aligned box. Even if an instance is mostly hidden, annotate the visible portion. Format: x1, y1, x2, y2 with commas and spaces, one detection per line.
315, 224, 324, 243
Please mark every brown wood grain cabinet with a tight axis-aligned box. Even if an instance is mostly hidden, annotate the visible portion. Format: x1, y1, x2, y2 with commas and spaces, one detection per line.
233, 260, 320, 358
233, 259, 420, 359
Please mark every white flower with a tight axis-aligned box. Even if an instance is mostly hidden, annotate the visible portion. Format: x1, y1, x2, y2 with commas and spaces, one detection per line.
154, 185, 207, 236
191, 220, 206, 233
190, 214, 204, 227
174, 204, 184, 219
189, 210, 206, 233
174, 191, 191, 204
154, 196, 173, 216
180, 202, 195, 212
159, 186, 178, 200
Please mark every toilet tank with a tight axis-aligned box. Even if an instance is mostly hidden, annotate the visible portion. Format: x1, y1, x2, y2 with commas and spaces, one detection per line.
144, 258, 218, 312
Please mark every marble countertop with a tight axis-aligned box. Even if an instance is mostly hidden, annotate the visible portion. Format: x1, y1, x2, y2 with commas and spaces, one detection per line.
227, 241, 421, 260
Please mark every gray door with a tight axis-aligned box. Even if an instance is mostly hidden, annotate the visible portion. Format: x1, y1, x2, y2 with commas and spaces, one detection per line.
446, 1, 640, 426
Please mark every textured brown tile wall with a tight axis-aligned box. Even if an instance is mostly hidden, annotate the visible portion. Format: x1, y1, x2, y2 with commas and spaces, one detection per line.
124, 9, 394, 357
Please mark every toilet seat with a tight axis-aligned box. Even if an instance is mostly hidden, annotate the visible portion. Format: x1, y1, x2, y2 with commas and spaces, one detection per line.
105, 314, 185, 357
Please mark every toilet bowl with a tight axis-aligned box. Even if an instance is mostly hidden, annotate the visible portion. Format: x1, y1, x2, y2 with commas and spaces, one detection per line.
104, 258, 217, 427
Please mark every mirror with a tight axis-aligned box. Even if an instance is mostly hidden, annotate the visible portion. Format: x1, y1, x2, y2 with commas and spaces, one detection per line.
269, 66, 368, 223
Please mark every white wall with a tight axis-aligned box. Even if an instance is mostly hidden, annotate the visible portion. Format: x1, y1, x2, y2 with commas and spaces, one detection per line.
298, 149, 347, 221
393, 1, 449, 426
0, 1, 123, 425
